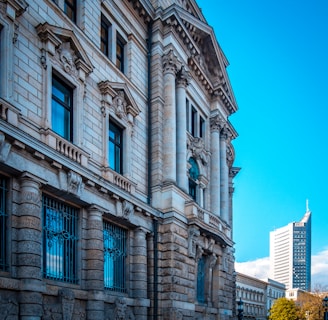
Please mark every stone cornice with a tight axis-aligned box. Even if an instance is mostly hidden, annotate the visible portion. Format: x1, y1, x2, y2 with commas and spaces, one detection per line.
126, 0, 153, 24
162, 9, 237, 115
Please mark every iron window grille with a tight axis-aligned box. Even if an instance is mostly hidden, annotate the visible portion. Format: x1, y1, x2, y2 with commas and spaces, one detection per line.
42, 195, 78, 284
103, 221, 127, 293
0, 177, 8, 272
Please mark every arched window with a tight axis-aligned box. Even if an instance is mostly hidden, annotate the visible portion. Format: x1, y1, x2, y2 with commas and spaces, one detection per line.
188, 157, 199, 201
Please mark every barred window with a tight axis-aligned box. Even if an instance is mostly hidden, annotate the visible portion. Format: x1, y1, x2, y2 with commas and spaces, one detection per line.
0, 177, 8, 272
42, 195, 78, 283
104, 221, 127, 292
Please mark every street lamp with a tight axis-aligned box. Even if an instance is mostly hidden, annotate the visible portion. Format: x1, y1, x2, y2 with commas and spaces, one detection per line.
322, 296, 328, 320
237, 298, 244, 320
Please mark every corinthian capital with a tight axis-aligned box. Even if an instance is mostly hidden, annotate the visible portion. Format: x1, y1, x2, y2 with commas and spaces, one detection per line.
210, 114, 224, 132
176, 65, 191, 87
163, 49, 178, 75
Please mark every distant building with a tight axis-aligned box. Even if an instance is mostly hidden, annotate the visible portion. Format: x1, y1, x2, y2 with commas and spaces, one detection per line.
269, 203, 312, 291
236, 273, 285, 320
267, 278, 286, 312
236, 272, 267, 320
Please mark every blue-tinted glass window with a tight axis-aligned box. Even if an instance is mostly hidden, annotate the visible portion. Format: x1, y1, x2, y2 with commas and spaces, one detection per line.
104, 221, 127, 292
108, 120, 123, 173
52, 75, 73, 142
43, 195, 78, 283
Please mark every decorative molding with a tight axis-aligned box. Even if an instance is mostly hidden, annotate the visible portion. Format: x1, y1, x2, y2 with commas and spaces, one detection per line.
67, 170, 84, 197
98, 80, 141, 124
113, 297, 135, 320
210, 114, 224, 132
0, 132, 11, 163
187, 136, 209, 165
163, 49, 179, 75
59, 288, 75, 320
36, 23, 93, 81
188, 226, 200, 258
176, 65, 191, 87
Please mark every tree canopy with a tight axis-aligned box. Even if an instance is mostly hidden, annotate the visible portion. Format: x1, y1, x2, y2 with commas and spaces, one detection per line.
269, 297, 299, 320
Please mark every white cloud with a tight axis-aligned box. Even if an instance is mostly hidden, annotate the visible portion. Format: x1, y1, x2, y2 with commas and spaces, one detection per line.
235, 248, 328, 289
235, 257, 270, 280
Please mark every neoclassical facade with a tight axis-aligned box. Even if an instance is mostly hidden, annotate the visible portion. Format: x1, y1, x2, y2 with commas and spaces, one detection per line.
0, 0, 239, 319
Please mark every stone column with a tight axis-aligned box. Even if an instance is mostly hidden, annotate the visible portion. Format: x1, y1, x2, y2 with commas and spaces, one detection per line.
131, 227, 148, 319
176, 66, 190, 192
17, 172, 45, 320
210, 115, 221, 216
220, 128, 229, 222
86, 205, 104, 320
162, 50, 178, 183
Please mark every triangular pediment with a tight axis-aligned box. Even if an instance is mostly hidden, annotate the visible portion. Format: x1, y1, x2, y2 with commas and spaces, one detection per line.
36, 23, 93, 77
98, 81, 141, 119
162, 6, 237, 114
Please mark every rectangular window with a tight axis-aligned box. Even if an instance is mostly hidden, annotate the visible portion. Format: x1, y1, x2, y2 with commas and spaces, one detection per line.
191, 106, 197, 137
200, 116, 205, 138
197, 255, 206, 303
42, 195, 78, 284
0, 177, 8, 272
116, 33, 125, 73
101, 14, 111, 57
52, 75, 73, 142
64, 0, 77, 22
108, 119, 123, 174
186, 98, 190, 132
104, 221, 127, 292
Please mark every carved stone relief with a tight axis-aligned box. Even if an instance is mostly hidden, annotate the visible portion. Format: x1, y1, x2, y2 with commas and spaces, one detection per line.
67, 170, 84, 197
0, 132, 11, 163
188, 226, 200, 258
56, 42, 78, 77
0, 293, 18, 319
187, 136, 209, 165
59, 288, 75, 320
106, 298, 135, 320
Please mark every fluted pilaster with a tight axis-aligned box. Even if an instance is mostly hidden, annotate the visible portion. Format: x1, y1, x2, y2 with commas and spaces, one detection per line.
162, 50, 178, 183
176, 65, 190, 191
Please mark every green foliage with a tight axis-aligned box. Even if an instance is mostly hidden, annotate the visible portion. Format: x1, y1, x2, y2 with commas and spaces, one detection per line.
269, 297, 299, 320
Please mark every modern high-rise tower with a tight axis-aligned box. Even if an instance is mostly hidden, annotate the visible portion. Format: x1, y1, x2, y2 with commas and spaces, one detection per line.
269, 202, 312, 291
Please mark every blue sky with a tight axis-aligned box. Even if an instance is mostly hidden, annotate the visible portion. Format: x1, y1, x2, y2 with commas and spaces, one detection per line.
196, 0, 328, 285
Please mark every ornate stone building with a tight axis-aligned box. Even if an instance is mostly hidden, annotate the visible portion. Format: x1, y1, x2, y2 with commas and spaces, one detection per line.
0, 0, 239, 319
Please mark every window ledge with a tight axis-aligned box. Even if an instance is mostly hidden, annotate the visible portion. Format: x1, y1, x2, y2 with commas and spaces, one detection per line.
40, 129, 89, 167
101, 167, 135, 194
